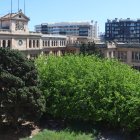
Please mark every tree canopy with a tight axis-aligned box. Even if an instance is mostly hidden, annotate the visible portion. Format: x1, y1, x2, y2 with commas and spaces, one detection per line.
80, 42, 103, 57
36, 55, 140, 132
0, 48, 45, 126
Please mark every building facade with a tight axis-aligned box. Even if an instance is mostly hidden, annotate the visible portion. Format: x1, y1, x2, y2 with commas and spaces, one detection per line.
35, 21, 99, 39
96, 42, 140, 70
0, 10, 80, 59
105, 18, 140, 43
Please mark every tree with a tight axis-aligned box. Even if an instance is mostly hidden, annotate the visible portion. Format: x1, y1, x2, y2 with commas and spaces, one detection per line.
36, 55, 140, 132
80, 42, 103, 57
0, 48, 45, 127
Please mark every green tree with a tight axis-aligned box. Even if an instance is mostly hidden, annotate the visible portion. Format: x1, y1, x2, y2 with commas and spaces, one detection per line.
36, 55, 140, 132
0, 48, 45, 127
80, 42, 102, 57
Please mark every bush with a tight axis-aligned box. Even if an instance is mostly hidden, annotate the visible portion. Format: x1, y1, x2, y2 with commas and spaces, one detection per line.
36, 55, 140, 131
0, 48, 46, 126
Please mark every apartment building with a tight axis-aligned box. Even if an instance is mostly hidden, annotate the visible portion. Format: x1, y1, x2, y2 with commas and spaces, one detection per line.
105, 18, 140, 43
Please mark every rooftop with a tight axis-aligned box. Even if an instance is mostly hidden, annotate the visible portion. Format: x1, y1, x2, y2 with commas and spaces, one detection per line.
107, 18, 140, 23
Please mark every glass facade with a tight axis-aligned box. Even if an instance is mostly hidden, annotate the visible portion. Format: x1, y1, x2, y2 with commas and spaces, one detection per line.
35, 22, 98, 38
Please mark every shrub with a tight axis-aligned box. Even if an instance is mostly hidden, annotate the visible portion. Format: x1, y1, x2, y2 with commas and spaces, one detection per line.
36, 55, 140, 131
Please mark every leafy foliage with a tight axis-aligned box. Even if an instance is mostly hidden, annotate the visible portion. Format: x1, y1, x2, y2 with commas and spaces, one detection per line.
21, 129, 94, 140
36, 55, 140, 131
0, 48, 45, 126
80, 42, 102, 57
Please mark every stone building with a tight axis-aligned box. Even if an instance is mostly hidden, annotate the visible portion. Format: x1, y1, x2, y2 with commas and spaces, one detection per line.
0, 10, 79, 58
96, 42, 140, 70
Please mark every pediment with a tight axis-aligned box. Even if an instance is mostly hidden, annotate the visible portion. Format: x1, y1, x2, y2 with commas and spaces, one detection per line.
12, 12, 30, 21
0, 10, 30, 22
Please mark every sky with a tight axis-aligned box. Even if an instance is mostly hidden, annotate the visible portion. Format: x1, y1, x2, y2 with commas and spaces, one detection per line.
0, 0, 140, 32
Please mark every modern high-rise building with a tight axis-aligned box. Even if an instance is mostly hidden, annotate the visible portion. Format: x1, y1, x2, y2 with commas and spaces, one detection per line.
35, 21, 99, 39
105, 18, 140, 43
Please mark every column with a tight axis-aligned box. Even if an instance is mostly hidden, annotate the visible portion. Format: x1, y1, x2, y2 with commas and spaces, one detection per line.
31, 40, 33, 48
26, 38, 29, 49
58, 40, 60, 47
127, 50, 132, 65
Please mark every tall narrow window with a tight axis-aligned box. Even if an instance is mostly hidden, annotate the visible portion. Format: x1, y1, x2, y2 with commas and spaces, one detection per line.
29, 40, 32, 48
33, 40, 35, 48
3, 40, 6, 48
37, 40, 39, 48
8, 40, 11, 48
48, 40, 50, 46
52, 41, 54, 46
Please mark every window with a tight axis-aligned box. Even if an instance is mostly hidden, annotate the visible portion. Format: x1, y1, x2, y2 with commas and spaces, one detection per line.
51, 41, 54, 46
118, 51, 127, 62
29, 40, 32, 48
3, 40, 6, 48
53, 51, 57, 56
109, 51, 112, 58
48, 40, 50, 46
45, 41, 47, 46
37, 40, 39, 47
30, 54, 38, 59
132, 51, 140, 62
33, 40, 36, 48
8, 40, 11, 47
44, 51, 49, 55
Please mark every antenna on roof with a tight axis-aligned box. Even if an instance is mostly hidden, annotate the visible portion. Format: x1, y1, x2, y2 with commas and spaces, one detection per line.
18, 0, 19, 12
10, 0, 13, 32
11, 0, 13, 14
24, 0, 26, 14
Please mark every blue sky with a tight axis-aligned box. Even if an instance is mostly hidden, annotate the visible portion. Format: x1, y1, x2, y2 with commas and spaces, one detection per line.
0, 0, 140, 32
